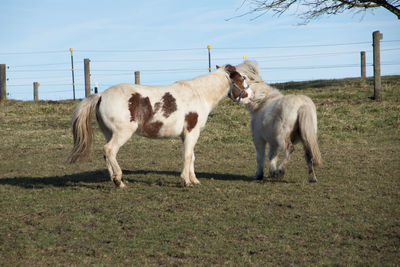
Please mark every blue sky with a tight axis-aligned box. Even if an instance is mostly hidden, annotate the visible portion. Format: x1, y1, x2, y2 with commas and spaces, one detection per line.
1, 0, 399, 100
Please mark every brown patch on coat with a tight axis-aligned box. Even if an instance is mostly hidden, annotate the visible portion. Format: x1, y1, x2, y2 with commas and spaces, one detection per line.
161, 92, 177, 118
146, 93, 177, 118
154, 102, 162, 114
128, 93, 141, 122
128, 93, 164, 137
144, 121, 163, 137
185, 112, 198, 132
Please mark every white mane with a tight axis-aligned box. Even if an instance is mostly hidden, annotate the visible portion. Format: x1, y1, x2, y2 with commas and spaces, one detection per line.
235, 60, 263, 83
236, 60, 282, 112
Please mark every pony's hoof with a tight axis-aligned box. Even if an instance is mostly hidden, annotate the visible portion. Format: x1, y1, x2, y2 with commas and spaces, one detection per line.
269, 170, 285, 179
253, 173, 264, 180
309, 177, 318, 183
190, 176, 201, 185
277, 169, 285, 178
182, 179, 194, 187
113, 178, 127, 188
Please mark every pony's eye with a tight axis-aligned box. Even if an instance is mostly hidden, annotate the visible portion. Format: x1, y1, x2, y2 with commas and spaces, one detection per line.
243, 76, 247, 80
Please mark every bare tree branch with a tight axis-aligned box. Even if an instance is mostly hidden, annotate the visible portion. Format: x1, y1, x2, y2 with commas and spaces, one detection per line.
232, 0, 400, 22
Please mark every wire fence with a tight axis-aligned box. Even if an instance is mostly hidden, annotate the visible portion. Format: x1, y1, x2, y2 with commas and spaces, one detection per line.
1, 39, 399, 101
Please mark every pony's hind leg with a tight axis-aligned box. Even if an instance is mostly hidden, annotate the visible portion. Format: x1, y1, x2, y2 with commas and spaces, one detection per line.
267, 143, 279, 178
305, 149, 318, 183
104, 128, 134, 188
276, 138, 294, 178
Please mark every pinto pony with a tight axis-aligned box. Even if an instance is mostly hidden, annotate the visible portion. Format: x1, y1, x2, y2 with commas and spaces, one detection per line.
69, 65, 247, 187
233, 61, 322, 182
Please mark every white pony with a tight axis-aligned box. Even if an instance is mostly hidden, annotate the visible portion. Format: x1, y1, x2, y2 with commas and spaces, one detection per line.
233, 61, 322, 182
69, 65, 247, 188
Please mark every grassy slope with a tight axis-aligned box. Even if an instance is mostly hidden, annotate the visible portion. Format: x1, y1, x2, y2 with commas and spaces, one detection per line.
0, 76, 399, 266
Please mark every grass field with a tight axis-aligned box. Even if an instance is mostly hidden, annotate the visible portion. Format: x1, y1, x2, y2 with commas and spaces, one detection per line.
0, 76, 399, 266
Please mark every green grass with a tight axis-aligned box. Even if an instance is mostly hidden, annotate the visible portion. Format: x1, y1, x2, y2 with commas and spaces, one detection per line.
0, 76, 399, 266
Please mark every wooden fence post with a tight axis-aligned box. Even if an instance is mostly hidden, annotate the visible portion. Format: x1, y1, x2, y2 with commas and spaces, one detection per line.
84, 58, 91, 97
373, 31, 383, 101
33, 82, 39, 101
135, 71, 140, 85
360, 51, 366, 78
0, 64, 6, 102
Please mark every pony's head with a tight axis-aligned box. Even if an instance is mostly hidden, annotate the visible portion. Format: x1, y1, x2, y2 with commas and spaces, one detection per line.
235, 60, 263, 83
217, 64, 253, 104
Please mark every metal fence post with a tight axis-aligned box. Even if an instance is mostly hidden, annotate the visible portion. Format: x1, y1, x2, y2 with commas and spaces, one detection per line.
69, 48, 76, 100
207, 45, 211, 72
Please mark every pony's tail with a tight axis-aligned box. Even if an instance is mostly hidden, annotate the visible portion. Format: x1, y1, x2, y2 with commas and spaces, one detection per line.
69, 93, 102, 163
298, 105, 322, 167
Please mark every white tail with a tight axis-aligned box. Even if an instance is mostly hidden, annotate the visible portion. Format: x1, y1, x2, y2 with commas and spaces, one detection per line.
69, 94, 101, 163
298, 105, 322, 167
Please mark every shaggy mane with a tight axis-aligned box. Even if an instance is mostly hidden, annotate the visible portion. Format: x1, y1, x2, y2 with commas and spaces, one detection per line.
235, 60, 263, 83
236, 60, 282, 112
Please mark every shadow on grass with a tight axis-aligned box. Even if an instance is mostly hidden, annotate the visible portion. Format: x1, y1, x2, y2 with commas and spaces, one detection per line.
125, 170, 294, 185
0, 170, 109, 189
0, 169, 293, 189
124, 169, 251, 182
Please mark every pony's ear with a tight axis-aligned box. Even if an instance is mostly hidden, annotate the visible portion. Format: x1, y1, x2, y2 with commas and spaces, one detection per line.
216, 65, 220, 69
224, 64, 236, 74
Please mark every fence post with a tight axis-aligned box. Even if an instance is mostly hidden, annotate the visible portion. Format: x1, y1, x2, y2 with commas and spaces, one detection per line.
360, 51, 366, 78
84, 58, 91, 97
0, 64, 6, 102
135, 71, 140, 85
33, 82, 39, 101
207, 45, 211, 72
373, 31, 383, 101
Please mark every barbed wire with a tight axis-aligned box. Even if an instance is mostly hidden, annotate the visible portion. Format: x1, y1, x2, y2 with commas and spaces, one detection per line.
2, 41, 399, 100
6, 62, 399, 88
1, 40, 399, 56
5, 48, 400, 69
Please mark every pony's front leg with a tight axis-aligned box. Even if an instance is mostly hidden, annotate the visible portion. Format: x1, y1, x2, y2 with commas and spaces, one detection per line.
189, 154, 200, 185
253, 137, 266, 180
181, 129, 200, 187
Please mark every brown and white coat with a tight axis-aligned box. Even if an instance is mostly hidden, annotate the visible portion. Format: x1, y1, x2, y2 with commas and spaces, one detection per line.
70, 65, 247, 187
